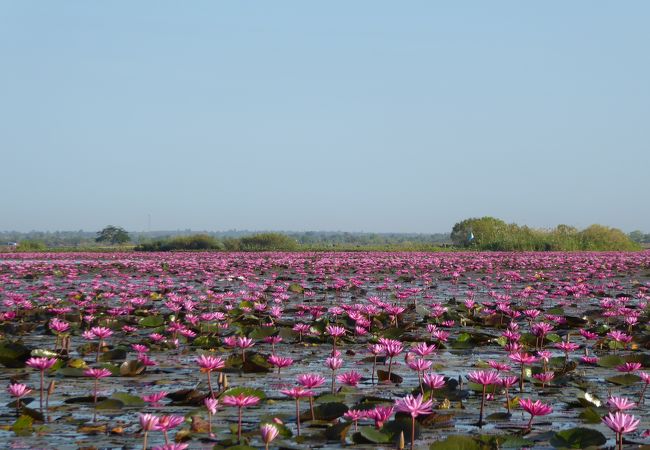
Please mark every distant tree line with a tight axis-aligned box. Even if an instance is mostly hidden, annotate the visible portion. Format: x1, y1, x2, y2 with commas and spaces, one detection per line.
1, 229, 451, 249
628, 230, 650, 244
451, 217, 641, 251
2, 222, 646, 252
134, 233, 299, 252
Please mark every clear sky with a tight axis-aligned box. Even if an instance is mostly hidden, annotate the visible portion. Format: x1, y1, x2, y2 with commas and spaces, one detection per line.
1, 1, 648, 233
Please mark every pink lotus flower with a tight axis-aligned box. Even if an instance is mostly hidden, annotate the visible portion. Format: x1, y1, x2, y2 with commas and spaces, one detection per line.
142, 391, 168, 405
395, 394, 434, 417
7, 383, 32, 413
268, 354, 293, 376
26, 357, 57, 411
260, 423, 279, 449
368, 405, 394, 429
532, 371, 554, 388
343, 409, 366, 431
325, 356, 343, 393
157, 415, 185, 443
519, 398, 552, 430
616, 362, 642, 373
423, 373, 445, 390
139, 413, 160, 449
603, 411, 640, 450
281, 386, 314, 436
607, 396, 636, 412
395, 394, 434, 450
204, 397, 218, 435
297, 373, 325, 419
222, 394, 261, 441
196, 355, 225, 398
467, 371, 500, 426
337, 370, 362, 387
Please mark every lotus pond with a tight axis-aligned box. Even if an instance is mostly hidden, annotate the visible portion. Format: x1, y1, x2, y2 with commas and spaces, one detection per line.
0, 251, 649, 450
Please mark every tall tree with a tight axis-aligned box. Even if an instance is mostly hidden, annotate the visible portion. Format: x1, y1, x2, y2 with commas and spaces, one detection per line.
96, 226, 130, 245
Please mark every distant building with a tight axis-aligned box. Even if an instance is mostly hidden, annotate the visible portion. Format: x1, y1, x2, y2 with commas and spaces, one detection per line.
1, 242, 18, 251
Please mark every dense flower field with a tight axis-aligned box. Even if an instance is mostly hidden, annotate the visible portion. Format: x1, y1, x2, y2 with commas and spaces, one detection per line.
1, 251, 649, 449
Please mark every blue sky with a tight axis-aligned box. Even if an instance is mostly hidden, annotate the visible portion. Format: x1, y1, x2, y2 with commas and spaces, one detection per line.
1, 1, 648, 233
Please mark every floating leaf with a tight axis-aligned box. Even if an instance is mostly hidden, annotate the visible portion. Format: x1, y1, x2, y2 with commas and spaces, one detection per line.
96, 398, 125, 410
498, 435, 534, 448
56, 367, 86, 377
377, 369, 403, 384
549, 427, 607, 448
99, 348, 127, 362
606, 374, 641, 386
353, 426, 391, 444
597, 355, 625, 368
324, 422, 351, 442
221, 387, 266, 401
242, 352, 271, 373
0, 341, 32, 368
139, 315, 165, 327
110, 392, 145, 407
249, 327, 277, 340
301, 402, 348, 421
384, 418, 420, 442
579, 407, 604, 424
12, 415, 33, 435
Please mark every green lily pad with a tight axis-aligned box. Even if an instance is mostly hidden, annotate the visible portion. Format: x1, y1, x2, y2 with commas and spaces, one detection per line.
99, 348, 127, 362
597, 355, 625, 368
301, 402, 348, 421
353, 426, 391, 444
12, 414, 33, 436
139, 315, 165, 327
324, 422, 351, 442
549, 427, 607, 448
110, 392, 145, 407
220, 387, 266, 401
0, 341, 32, 368
377, 369, 403, 384
96, 398, 125, 410
606, 374, 641, 386
579, 407, 604, 424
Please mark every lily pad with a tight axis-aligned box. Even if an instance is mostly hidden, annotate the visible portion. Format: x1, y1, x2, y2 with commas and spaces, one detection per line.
220, 387, 266, 400
139, 315, 165, 327
352, 426, 391, 444
301, 402, 348, 421
549, 427, 607, 448
377, 369, 403, 384
110, 392, 145, 407
0, 341, 32, 368
324, 422, 351, 442
96, 398, 125, 410
99, 348, 127, 362
606, 374, 641, 386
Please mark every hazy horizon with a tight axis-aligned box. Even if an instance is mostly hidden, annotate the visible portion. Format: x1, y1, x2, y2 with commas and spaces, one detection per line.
2, 2, 649, 233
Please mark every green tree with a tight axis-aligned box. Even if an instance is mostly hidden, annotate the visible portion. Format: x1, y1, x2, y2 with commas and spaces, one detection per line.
450, 217, 509, 247
96, 226, 130, 245
238, 233, 299, 251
